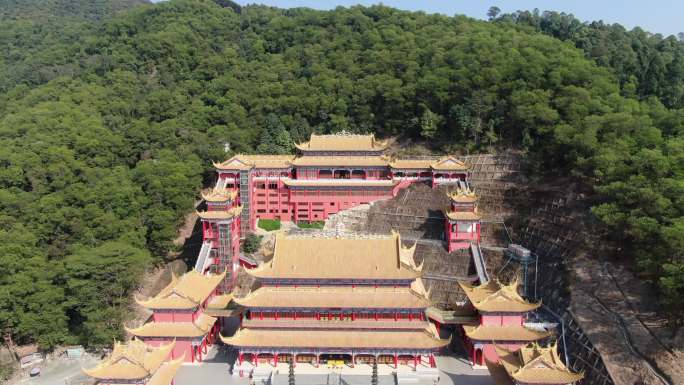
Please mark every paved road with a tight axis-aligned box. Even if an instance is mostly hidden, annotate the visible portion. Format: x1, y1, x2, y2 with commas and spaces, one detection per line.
12, 355, 99, 385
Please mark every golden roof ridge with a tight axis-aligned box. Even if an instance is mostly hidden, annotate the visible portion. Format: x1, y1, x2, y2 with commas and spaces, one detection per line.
458, 277, 541, 313
82, 339, 175, 381
135, 270, 227, 310
196, 205, 243, 220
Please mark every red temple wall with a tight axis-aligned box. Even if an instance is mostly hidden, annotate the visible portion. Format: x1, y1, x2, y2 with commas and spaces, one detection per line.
153, 312, 194, 323
145, 339, 196, 362
481, 314, 523, 326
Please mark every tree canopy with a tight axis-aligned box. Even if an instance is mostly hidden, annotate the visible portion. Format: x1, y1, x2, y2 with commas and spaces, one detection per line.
0, 0, 681, 348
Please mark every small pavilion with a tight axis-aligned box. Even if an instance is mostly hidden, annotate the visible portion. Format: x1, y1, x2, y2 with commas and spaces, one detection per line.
458, 279, 552, 367
82, 339, 183, 385
486, 342, 584, 385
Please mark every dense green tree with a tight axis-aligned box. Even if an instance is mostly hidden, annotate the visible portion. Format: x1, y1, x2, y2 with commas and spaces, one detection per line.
64, 241, 151, 346
0, 0, 682, 346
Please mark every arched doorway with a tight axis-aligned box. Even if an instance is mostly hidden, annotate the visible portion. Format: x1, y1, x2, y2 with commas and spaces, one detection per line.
319, 353, 353, 367
474, 348, 483, 366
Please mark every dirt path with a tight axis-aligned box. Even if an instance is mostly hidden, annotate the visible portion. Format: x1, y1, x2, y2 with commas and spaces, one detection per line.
570, 257, 683, 385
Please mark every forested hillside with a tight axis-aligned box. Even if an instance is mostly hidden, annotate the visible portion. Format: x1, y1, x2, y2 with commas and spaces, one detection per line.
0, 0, 149, 20
0, 0, 681, 350
494, 9, 684, 109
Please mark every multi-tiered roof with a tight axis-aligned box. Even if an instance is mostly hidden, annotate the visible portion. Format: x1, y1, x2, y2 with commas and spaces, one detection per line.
82, 339, 183, 385
196, 205, 243, 220
459, 279, 550, 343
487, 342, 584, 385
235, 278, 432, 310
135, 270, 225, 310
201, 186, 238, 202
212, 132, 469, 172
245, 231, 422, 281
128, 271, 225, 338
294, 133, 389, 152
445, 185, 481, 221
221, 325, 447, 351
222, 231, 449, 353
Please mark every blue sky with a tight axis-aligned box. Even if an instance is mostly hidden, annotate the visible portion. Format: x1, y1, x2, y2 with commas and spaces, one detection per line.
229, 0, 683, 36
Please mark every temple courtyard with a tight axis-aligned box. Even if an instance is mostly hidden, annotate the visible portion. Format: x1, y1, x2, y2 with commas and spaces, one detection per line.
172, 345, 493, 385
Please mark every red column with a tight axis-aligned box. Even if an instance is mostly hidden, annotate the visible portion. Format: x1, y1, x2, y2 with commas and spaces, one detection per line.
408, 313, 413, 321
316, 312, 320, 320
414, 355, 417, 369
254, 353, 258, 367
239, 352, 244, 366
190, 345, 194, 363
394, 354, 398, 369
275, 311, 279, 320
394, 312, 398, 322
351, 354, 355, 368
274, 353, 278, 367
374, 312, 379, 321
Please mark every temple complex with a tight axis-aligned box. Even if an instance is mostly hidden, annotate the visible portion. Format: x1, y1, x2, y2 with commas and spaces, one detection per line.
89, 131, 581, 385
82, 339, 183, 385
126, 270, 226, 363
221, 232, 450, 375
486, 342, 584, 385
212, 132, 468, 232
458, 279, 553, 367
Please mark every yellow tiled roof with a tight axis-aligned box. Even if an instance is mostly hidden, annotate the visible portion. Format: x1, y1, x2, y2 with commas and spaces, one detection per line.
221, 325, 448, 349
448, 185, 478, 203
485, 359, 516, 385
445, 210, 481, 221
458, 279, 541, 313
295, 133, 389, 152
291, 155, 389, 167
135, 270, 226, 310
282, 178, 398, 187
207, 294, 233, 310
202, 188, 238, 202
126, 313, 217, 338
196, 205, 243, 220
463, 324, 552, 342
234, 282, 431, 309
246, 231, 422, 280
431, 156, 469, 171
389, 159, 435, 169
214, 155, 295, 170
146, 355, 184, 385
82, 339, 174, 381
494, 343, 584, 384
